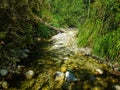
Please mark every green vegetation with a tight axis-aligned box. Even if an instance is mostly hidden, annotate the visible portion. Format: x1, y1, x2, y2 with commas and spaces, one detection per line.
0, 0, 54, 69
41, 0, 120, 62
0, 0, 120, 89
0, 0, 120, 72
39, 0, 84, 27
77, 0, 120, 62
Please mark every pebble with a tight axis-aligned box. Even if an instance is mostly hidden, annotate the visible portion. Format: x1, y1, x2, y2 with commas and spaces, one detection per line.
65, 71, 78, 82
95, 68, 103, 75
63, 57, 69, 60
113, 85, 120, 90
24, 70, 35, 79
54, 71, 64, 81
0, 69, 8, 76
2, 81, 8, 89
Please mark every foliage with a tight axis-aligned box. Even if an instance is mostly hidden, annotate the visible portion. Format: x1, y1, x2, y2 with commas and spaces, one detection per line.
0, 0, 54, 69
77, 0, 120, 61
34, 23, 56, 38
77, 19, 102, 46
0, 0, 120, 71
93, 30, 120, 61
40, 0, 85, 27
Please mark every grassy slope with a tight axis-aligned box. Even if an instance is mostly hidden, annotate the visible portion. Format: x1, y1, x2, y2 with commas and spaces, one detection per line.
77, 0, 120, 62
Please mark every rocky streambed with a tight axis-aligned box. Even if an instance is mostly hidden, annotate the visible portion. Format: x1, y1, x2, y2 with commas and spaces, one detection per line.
5, 28, 120, 90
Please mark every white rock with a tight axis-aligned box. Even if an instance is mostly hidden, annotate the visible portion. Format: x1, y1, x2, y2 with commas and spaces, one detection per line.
78, 47, 92, 55
63, 57, 69, 60
2, 81, 8, 89
65, 71, 78, 82
95, 68, 103, 75
54, 71, 64, 81
50, 30, 78, 50
24, 70, 35, 79
113, 85, 120, 90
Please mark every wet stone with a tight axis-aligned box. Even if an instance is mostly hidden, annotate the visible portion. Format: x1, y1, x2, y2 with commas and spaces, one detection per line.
65, 71, 78, 82
0, 69, 8, 76
54, 71, 64, 81
95, 68, 104, 75
2, 81, 8, 89
112, 85, 120, 90
24, 70, 35, 79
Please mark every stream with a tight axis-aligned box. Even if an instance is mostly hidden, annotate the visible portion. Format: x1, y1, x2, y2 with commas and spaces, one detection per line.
8, 28, 120, 90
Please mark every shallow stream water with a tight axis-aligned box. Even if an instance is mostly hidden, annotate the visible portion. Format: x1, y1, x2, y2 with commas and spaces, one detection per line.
8, 29, 120, 90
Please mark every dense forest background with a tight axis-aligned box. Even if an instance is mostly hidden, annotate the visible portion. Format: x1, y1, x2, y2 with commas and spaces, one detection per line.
0, 0, 120, 70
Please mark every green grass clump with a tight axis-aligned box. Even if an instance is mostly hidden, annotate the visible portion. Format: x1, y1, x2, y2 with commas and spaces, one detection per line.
93, 29, 120, 61
78, 19, 120, 61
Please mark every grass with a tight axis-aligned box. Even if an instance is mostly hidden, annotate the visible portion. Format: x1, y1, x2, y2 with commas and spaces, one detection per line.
77, 19, 120, 62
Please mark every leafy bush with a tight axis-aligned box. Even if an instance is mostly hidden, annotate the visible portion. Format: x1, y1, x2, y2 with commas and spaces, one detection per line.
34, 23, 55, 38
41, 0, 84, 27
0, 0, 54, 69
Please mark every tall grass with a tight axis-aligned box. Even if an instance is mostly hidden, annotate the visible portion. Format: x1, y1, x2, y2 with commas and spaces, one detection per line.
78, 19, 120, 62
77, 19, 102, 47
93, 29, 120, 61
77, 0, 120, 62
